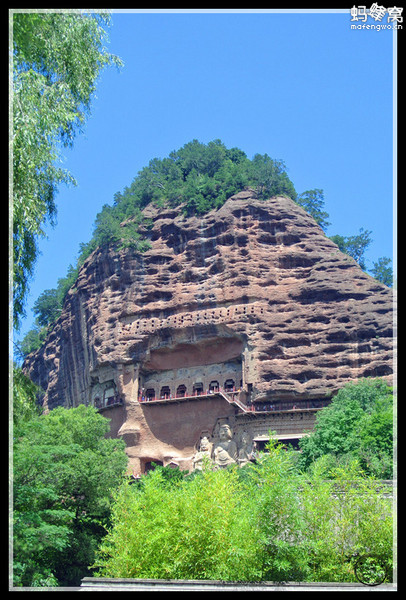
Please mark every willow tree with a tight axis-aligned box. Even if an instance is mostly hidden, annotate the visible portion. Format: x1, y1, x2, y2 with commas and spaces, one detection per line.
11, 10, 122, 329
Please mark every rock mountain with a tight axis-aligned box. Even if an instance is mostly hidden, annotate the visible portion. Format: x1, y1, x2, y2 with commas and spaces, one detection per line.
24, 190, 394, 473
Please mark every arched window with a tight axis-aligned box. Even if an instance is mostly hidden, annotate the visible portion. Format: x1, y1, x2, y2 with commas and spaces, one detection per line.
224, 379, 235, 392
160, 386, 171, 399
209, 380, 219, 393
176, 384, 187, 397
193, 382, 204, 396
146, 388, 155, 401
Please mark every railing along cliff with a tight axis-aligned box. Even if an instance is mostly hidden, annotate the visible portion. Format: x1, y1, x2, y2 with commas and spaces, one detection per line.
138, 387, 249, 411
136, 388, 327, 415
93, 389, 329, 415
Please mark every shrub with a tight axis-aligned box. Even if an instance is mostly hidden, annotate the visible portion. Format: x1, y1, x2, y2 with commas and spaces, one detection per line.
93, 441, 393, 583
94, 467, 262, 582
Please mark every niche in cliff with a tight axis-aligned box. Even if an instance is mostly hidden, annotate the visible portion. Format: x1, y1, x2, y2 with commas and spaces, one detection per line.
142, 332, 245, 372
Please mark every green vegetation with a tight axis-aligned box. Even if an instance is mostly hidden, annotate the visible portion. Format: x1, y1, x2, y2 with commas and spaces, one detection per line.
13, 365, 42, 427
369, 257, 394, 288
12, 13, 394, 588
72, 140, 392, 284
12, 378, 394, 587
296, 188, 331, 232
83, 138, 297, 255
330, 228, 373, 272
298, 378, 394, 480
12, 10, 122, 330
14, 264, 83, 361
94, 467, 262, 582
12, 397, 128, 587
93, 440, 392, 584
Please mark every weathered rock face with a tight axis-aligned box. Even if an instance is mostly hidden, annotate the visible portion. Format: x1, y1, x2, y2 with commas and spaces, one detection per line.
24, 191, 394, 473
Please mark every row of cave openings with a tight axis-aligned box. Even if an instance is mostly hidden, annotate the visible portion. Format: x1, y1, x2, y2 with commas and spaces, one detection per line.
139, 378, 243, 402
130, 304, 265, 332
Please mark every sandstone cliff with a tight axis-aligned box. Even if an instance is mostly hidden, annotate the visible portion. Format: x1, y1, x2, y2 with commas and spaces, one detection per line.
25, 190, 393, 413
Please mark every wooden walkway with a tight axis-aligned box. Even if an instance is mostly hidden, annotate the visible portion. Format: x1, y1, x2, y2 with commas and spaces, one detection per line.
138, 389, 249, 411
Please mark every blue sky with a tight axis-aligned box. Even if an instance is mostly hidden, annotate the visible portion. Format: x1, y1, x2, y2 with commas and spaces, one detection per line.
14, 9, 397, 344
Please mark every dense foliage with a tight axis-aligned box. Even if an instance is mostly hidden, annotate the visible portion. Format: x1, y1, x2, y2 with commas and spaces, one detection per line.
95, 466, 262, 582
12, 374, 393, 586
94, 441, 393, 584
13, 403, 128, 587
298, 379, 394, 479
12, 10, 122, 329
81, 139, 297, 256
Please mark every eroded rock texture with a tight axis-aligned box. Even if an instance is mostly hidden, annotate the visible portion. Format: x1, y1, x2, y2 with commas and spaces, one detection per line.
24, 191, 394, 472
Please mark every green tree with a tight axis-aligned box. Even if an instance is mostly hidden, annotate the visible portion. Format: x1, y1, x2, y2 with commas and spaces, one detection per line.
14, 325, 48, 362
246, 439, 311, 582
94, 466, 262, 582
12, 10, 122, 329
13, 365, 42, 427
248, 153, 297, 201
14, 264, 83, 361
88, 140, 297, 247
13, 405, 128, 587
298, 379, 393, 478
296, 189, 330, 232
355, 405, 394, 479
32, 288, 61, 328
330, 228, 372, 271
369, 257, 393, 287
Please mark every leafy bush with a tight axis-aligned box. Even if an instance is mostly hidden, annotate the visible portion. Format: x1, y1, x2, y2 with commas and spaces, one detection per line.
93, 439, 393, 583
245, 441, 312, 582
94, 467, 262, 582
300, 460, 393, 582
298, 379, 394, 479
